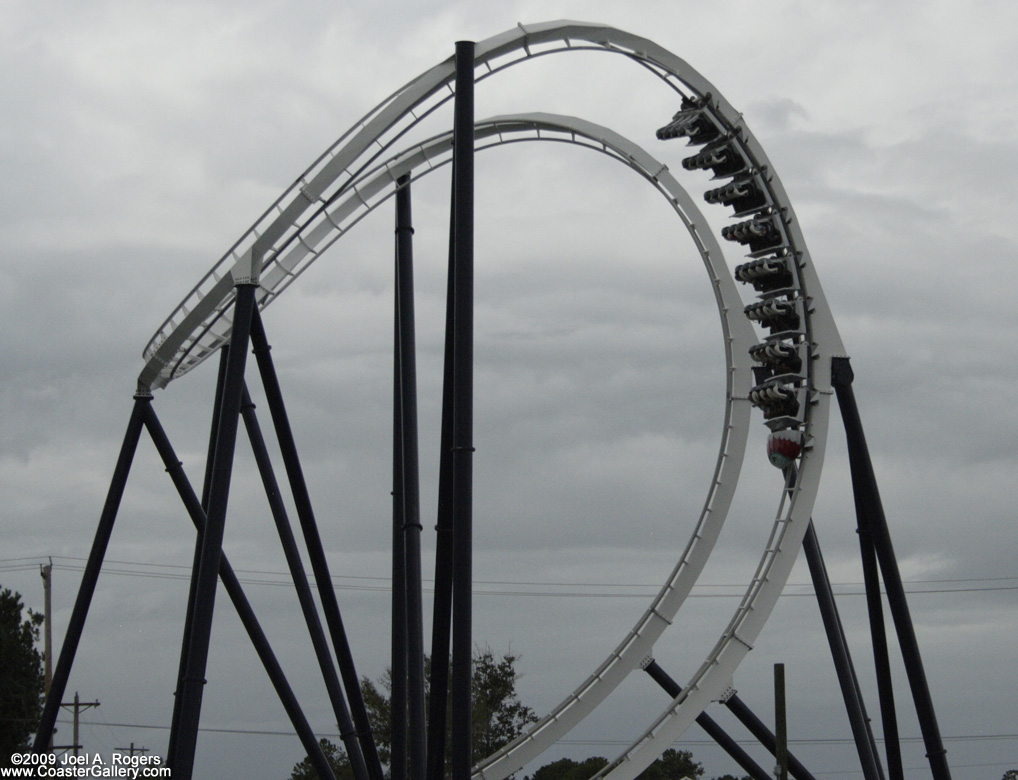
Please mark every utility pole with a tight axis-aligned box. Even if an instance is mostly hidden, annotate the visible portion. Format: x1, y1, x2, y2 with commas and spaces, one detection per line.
40, 560, 53, 695
57, 693, 100, 758
40, 560, 54, 750
115, 744, 150, 759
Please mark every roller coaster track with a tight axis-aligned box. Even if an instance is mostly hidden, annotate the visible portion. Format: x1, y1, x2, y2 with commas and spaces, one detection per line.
140, 21, 847, 780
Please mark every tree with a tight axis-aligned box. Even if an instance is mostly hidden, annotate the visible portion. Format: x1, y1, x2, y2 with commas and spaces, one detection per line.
0, 587, 45, 766
1001, 771, 1018, 780
288, 739, 355, 780
362, 647, 538, 766
636, 749, 703, 780
288, 647, 538, 779
529, 756, 609, 780
470, 647, 539, 760
529, 748, 702, 780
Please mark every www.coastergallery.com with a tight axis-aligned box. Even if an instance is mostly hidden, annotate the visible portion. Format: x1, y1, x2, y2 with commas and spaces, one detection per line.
4, 754, 170, 779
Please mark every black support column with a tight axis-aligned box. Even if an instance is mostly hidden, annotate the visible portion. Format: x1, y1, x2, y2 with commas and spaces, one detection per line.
831, 357, 951, 780
449, 39, 476, 780
393, 174, 427, 780
170, 281, 258, 780
168, 345, 230, 763
425, 188, 459, 780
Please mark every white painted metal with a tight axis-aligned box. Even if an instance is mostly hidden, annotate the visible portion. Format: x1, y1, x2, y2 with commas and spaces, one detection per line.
140, 21, 848, 779
140, 19, 836, 392
144, 108, 757, 769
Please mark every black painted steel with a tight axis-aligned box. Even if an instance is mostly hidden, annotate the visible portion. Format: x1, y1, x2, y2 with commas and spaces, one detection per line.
249, 308, 385, 780
450, 39, 476, 780
802, 520, 885, 780
425, 172, 459, 780
33, 397, 147, 753
167, 533, 204, 763
139, 403, 338, 780
643, 660, 771, 780
240, 387, 369, 780
202, 345, 232, 507
171, 282, 258, 780
830, 359, 904, 780
858, 515, 904, 780
395, 174, 428, 780
775, 664, 788, 780
168, 345, 229, 763
722, 694, 819, 780
831, 357, 952, 780
393, 286, 409, 780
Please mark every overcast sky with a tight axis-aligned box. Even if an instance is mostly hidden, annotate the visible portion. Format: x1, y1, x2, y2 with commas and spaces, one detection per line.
2, 2, 1017, 779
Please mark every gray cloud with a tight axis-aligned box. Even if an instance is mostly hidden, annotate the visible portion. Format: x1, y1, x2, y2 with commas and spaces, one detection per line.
2, 3, 1016, 779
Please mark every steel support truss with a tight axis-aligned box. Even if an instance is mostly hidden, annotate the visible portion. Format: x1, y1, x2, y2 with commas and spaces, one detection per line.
31, 22, 952, 780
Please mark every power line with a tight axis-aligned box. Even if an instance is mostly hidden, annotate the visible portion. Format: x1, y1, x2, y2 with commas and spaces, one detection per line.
58, 719, 334, 738
7, 554, 1018, 587
61, 719, 1018, 745
7, 554, 1016, 587
2, 555, 1015, 599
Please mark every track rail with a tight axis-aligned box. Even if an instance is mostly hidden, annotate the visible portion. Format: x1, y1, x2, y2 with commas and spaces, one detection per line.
140, 21, 846, 779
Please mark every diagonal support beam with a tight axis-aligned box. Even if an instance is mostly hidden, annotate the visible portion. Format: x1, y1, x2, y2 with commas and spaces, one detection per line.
249, 307, 384, 780
780, 461, 884, 780
240, 386, 369, 780
802, 520, 885, 780
855, 511, 902, 780
643, 660, 771, 780
831, 357, 951, 780
33, 397, 148, 753
140, 402, 338, 780
722, 693, 819, 780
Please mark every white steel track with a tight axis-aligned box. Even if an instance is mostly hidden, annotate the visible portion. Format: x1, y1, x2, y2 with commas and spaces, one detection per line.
141, 21, 846, 780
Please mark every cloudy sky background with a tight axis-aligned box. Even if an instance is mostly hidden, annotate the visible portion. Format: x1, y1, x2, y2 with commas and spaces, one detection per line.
2, 1, 1016, 778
